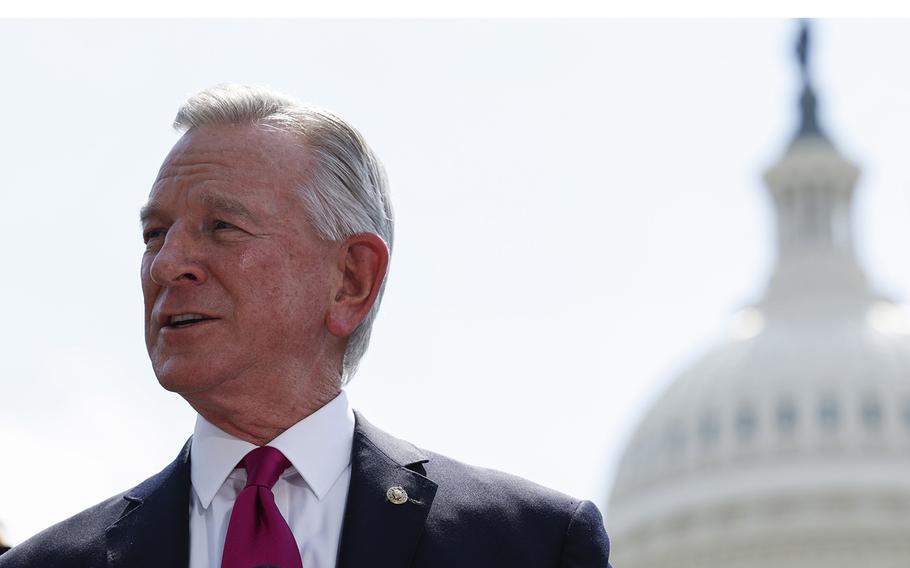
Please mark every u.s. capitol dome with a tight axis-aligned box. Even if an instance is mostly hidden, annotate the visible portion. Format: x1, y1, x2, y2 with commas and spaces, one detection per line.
607, 23, 910, 568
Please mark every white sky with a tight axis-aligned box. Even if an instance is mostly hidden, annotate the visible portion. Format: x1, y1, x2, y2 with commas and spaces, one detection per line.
3, 19, 910, 545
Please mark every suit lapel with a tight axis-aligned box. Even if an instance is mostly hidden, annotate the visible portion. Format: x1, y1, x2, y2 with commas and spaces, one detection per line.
105, 440, 192, 568
337, 412, 438, 568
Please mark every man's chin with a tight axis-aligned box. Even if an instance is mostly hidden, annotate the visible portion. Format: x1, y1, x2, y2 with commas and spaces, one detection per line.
156, 374, 199, 394
153, 364, 223, 395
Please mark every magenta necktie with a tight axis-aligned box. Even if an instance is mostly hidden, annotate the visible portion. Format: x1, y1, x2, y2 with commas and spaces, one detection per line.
221, 446, 303, 568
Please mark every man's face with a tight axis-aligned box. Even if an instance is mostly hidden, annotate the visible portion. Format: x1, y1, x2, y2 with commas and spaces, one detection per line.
140, 124, 339, 398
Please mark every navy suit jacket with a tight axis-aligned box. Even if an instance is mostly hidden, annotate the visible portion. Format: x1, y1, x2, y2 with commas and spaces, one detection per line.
0, 413, 610, 567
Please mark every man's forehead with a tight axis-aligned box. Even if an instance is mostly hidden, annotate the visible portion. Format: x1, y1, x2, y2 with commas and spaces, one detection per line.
140, 189, 258, 223
143, 124, 310, 219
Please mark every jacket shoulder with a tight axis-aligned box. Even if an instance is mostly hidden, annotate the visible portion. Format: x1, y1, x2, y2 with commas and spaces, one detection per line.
424, 449, 581, 517
0, 440, 191, 568
419, 450, 611, 567
0, 491, 130, 567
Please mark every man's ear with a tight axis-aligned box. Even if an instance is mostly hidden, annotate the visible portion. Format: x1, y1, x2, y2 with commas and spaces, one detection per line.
325, 232, 390, 338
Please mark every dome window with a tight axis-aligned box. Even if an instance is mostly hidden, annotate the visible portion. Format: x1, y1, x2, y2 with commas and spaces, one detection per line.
735, 404, 758, 440
818, 396, 840, 431
861, 398, 883, 431
902, 398, 910, 429
776, 398, 798, 433
698, 411, 720, 445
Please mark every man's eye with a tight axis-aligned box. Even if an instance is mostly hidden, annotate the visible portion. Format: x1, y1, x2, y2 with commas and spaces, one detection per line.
143, 228, 166, 244
213, 220, 236, 231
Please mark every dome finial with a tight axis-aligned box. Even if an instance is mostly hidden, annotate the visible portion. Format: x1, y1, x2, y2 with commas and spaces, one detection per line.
796, 19, 810, 85
794, 19, 826, 141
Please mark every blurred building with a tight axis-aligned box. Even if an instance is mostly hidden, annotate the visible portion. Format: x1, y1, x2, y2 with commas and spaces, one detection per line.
607, 22, 910, 568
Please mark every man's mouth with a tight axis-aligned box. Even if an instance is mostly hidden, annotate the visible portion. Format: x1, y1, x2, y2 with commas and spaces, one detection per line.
166, 314, 214, 329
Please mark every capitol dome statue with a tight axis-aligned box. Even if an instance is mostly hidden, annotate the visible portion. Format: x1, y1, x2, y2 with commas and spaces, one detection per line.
607, 22, 910, 568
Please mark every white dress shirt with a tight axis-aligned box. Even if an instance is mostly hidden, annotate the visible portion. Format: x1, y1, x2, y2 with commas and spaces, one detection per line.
188, 391, 355, 568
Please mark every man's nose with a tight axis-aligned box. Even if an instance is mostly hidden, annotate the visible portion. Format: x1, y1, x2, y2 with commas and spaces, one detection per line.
148, 227, 208, 286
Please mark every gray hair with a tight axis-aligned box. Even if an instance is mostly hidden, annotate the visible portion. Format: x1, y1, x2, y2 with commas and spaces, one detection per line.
173, 84, 393, 384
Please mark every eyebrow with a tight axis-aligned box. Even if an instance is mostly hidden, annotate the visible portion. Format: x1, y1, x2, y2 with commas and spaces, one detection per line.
139, 201, 163, 225
200, 192, 257, 221
139, 191, 258, 225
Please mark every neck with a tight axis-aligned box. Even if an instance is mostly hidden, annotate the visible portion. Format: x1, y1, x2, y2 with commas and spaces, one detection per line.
187, 379, 342, 446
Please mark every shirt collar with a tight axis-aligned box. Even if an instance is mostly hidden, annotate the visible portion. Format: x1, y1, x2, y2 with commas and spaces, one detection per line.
190, 390, 355, 509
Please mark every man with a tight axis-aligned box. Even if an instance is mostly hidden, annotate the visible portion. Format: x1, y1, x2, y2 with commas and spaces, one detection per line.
0, 85, 610, 567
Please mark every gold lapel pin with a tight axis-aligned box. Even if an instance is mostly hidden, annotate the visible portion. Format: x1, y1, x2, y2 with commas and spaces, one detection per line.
386, 486, 409, 505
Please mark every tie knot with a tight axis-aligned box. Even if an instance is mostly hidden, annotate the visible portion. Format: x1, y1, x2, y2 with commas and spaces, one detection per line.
240, 446, 291, 489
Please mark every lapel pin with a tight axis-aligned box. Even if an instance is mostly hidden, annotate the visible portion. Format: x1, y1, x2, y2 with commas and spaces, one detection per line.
386, 485, 409, 505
